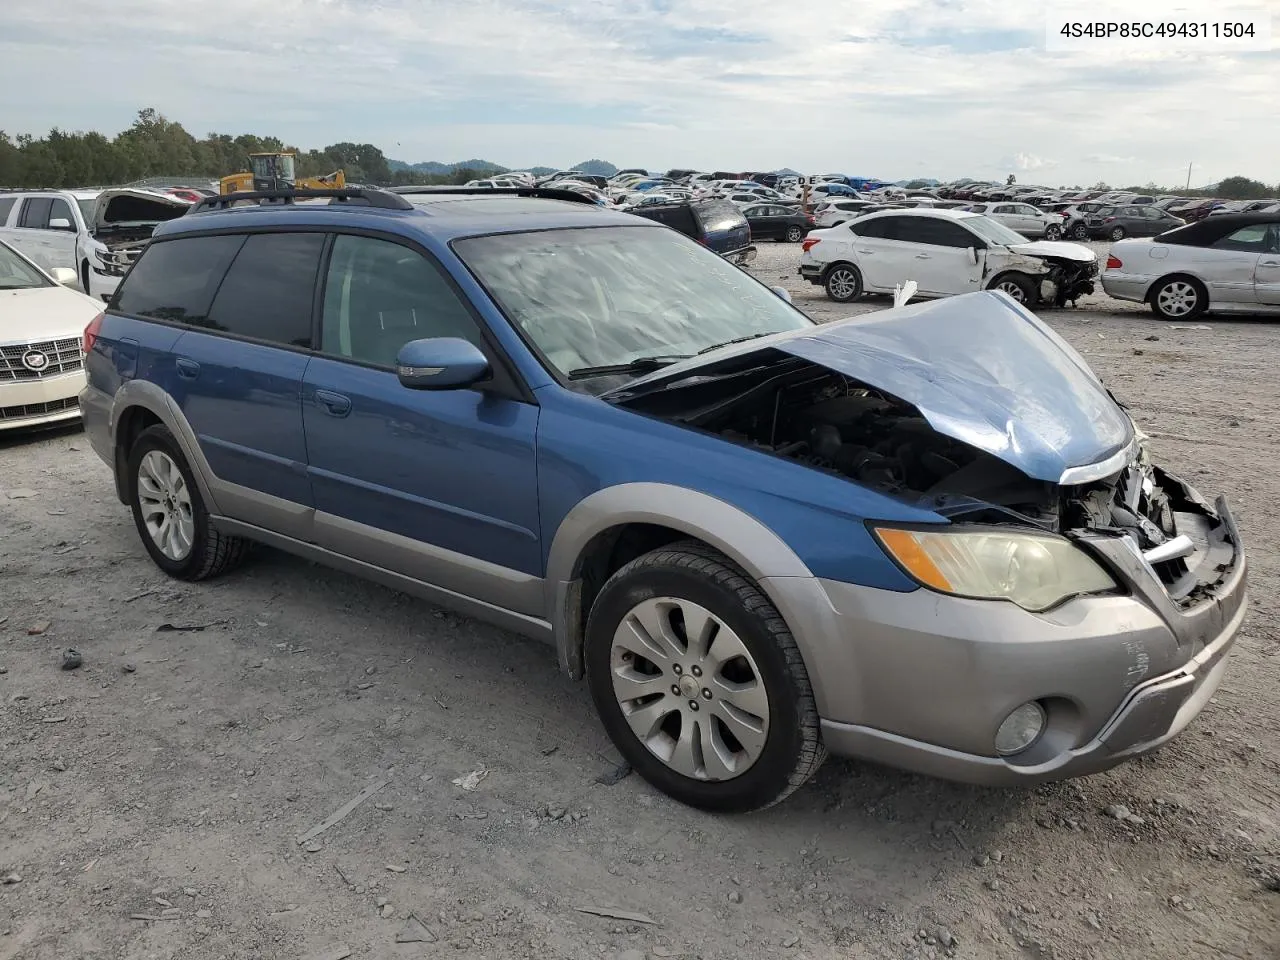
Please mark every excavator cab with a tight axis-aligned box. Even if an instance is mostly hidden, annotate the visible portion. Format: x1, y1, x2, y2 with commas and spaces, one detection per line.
249, 153, 297, 191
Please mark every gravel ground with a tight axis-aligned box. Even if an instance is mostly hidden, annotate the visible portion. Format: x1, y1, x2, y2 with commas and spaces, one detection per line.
1, 241, 1277, 960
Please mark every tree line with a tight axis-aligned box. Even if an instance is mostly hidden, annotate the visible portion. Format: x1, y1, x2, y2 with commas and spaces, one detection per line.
0, 108, 494, 189
1, 108, 1276, 200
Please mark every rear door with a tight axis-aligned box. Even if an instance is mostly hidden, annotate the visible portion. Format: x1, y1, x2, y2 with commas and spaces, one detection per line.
11, 196, 78, 272
301, 233, 543, 611
115, 232, 323, 539
848, 215, 916, 291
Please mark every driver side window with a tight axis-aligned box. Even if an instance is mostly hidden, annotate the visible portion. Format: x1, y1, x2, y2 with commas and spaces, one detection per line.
320, 235, 484, 368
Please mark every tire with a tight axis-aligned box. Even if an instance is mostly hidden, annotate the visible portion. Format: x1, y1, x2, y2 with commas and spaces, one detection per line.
823, 263, 863, 303
990, 272, 1037, 305
126, 424, 251, 581
1043, 223, 1063, 241
584, 541, 826, 813
81, 260, 91, 296
1109, 226, 1127, 241
1149, 276, 1207, 321
785, 225, 804, 242
1070, 223, 1088, 240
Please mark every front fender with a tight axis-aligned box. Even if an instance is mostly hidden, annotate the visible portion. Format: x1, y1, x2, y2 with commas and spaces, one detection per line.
544, 482, 851, 716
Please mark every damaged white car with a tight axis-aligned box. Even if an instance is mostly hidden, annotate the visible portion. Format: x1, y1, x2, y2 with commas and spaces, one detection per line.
0, 188, 190, 302
800, 208, 1097, 307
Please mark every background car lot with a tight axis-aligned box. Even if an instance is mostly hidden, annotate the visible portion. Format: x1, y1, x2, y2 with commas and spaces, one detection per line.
0, 240, 1276, 960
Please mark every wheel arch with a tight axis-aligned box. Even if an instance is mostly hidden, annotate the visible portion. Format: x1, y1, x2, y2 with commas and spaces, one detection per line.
1148, 271, 1208, 304
544, 484, 837, 685
109, 380, 220, 513
985, 270, 1040, 302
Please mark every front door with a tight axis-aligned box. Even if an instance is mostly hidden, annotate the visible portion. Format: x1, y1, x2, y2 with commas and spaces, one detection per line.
1253, 222, 1280, 305
301, 233, 543, 613
892, 216, 985, 295
11, 197, 77, 273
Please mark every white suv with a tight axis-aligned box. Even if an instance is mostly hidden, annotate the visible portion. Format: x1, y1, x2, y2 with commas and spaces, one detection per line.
0, 188, 189, 301
964, 201, 1064, 240
799, 208, 1097, 306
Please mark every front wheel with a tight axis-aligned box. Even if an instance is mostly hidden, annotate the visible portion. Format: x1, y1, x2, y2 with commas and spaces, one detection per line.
1070, 222, 1089, 240
823, 264, 863, 303
1109, 226, 1127, 241
991, 272, 1037, 305
584, 542, 825, 812
1043, 223, 1063, 241
127, 424, 251, 580
81, 260, 91, 296
785, 225, 804, 242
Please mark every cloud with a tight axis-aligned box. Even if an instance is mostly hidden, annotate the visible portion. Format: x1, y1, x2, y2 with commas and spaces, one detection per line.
0, 0, 1276, 184
1085, 154, 1139, 165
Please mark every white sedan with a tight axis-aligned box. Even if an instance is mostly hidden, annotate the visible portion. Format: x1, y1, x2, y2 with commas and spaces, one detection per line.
0, 239, 101, 433
799, 208, 1097, 306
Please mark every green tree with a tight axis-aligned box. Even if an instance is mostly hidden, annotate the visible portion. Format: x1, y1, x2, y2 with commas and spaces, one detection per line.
1214, 176, 1270, 200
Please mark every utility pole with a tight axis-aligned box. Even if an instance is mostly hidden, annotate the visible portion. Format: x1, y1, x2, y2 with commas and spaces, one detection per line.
1185, 162, 1193, 190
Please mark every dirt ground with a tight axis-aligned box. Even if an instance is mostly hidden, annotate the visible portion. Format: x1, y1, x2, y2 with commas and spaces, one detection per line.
1, 241, 1277, 960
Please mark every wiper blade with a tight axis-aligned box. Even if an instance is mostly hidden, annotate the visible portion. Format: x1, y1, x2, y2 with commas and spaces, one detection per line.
566, 355, 691, 380
697, 331, 773, 355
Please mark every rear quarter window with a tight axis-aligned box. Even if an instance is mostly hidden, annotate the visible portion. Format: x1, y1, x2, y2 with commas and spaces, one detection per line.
113, 234, 246, 324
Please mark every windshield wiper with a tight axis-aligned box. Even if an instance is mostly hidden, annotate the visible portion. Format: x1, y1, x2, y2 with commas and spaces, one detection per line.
566, 355, 691, 380
697, 331, 774, 355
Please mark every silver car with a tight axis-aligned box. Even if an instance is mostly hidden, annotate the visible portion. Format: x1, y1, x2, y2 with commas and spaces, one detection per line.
966, 201, 1064, 240
1101, 213, 1280, 319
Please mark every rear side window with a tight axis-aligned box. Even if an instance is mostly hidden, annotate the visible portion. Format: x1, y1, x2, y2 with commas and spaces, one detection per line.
18, 197, 53, 228
205, 233, 325, 348
113, 235, 245, 324
0, 198, 15, 224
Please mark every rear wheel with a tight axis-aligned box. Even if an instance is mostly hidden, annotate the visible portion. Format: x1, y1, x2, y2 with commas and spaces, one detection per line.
823, 264, 863, 303
1149, 276, 1207, 321
1070, 222, 1089, 240
1109, 226, 1127, 241
585, 542, 825, 812
127, 425, 251, 580
785, 225, 804, 242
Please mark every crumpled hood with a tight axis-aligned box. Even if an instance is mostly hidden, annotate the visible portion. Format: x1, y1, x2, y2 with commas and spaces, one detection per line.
618, 291, 1133, 484
94, 189, 190, 230
1008, 240, 1096, 263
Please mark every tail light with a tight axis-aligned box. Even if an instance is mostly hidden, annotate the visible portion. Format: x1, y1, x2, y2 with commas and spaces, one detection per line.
1105, 255, 1123, 270
802, 238, 821, 253
806, 215, 816, 225
83, 311, 104, 355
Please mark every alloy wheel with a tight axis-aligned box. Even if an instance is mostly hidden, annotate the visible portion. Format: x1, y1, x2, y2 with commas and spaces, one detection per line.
609, 597, 770, 782
1156, 281, 1200, 318
785, 226, 803, 242
827, 268, 859, 300
995, 279, 1029, 302
136, 450, 195, 561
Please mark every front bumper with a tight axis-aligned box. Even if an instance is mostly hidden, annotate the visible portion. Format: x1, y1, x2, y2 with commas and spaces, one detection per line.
801, 496, 1247, 785
0, 372, 86, 431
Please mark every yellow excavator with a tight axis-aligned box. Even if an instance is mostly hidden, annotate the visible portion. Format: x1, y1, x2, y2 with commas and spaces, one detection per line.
219, 152, 346, 195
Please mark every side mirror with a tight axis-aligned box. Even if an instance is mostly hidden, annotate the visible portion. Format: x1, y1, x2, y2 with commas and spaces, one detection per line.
49, 266, 79, 288
967, 246, 979, 265
48, 218, 74, 231
771, 286, 792, 303
396, 337, 490, 390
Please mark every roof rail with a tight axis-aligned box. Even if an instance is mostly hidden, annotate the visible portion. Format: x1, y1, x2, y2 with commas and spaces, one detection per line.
388, 186, 601, 207
188, 187, 414, 215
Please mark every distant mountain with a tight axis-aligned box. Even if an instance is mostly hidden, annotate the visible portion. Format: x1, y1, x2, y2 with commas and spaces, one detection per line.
386, 158, 618, 177
773, 167, 801, 176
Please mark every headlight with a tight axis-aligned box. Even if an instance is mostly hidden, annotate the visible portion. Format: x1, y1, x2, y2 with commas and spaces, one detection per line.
874, 527, 1116, 612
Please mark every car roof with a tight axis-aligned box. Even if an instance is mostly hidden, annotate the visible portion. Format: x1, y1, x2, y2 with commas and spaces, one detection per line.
154, 192, 653, 244
1155, 212, 1280, 247
857, 207, 981, 222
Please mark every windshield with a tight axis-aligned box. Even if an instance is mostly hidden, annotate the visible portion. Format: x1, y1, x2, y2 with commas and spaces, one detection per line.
962, 215, 1033, 247
0, 241, 50, 290
454, 226, 812, 389
77, 199, 96, 223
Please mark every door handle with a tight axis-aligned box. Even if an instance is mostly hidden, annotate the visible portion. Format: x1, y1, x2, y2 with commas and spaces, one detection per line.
1260, 259, 1280, 266
915, 254, 931, 259
175, 358, 200, 380
314, 389, 352, 417
856, 249, 874, 254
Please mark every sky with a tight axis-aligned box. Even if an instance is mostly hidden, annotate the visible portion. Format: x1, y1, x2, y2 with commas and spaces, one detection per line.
1, 0, 1276, 187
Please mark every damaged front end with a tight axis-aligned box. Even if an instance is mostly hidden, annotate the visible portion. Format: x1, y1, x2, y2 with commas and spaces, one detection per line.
1033, 255, 1098, 307
91, 190, 191, 276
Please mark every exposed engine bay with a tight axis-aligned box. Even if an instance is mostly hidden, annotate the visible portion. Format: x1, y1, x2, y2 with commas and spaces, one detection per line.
619, 356, 1232, 605
1032, 256, 1097, 307
91, 191, 190, 276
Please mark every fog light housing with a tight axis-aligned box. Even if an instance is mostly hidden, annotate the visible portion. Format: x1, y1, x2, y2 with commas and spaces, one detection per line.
995, 702, 1046, 756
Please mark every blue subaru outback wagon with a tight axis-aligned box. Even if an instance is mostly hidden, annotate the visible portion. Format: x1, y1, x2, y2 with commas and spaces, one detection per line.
80, 186, 1247, 812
